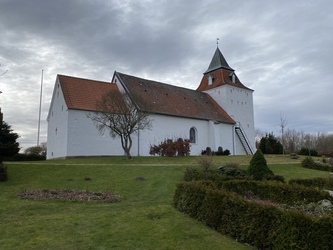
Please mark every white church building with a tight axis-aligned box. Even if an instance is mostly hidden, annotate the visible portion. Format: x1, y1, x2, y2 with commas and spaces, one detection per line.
46, 47, 255, 159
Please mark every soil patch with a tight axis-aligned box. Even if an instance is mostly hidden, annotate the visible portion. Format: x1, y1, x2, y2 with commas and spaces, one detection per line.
18, 189, 122, 202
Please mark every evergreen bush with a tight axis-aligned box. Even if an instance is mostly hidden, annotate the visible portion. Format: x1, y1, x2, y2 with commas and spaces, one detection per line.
298, 147, 318, 156
248, 149, 274, 180
258, 133, 283, 154
218, 163, 248, 177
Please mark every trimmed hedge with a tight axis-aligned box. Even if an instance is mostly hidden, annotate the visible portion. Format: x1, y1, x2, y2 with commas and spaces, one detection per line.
174, 181, 333, 249
183, 168, 250, 188
289, 177, 333, 190
221, 180, 333, 204
183, 168, 284, 187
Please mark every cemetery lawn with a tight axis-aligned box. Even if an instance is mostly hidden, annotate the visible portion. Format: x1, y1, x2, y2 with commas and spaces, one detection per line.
0, 155, 329, 249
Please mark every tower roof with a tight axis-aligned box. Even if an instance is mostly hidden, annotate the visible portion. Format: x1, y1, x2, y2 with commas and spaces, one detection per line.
204, 47, 234, 73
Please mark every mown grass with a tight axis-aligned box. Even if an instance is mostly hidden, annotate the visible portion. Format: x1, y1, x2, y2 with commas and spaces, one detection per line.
0, 155, 330, 249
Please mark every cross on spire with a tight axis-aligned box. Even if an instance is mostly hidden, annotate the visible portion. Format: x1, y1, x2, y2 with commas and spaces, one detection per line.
216, 38, 220, 47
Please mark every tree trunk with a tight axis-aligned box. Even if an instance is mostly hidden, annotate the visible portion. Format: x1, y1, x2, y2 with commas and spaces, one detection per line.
121, 135, 133, 160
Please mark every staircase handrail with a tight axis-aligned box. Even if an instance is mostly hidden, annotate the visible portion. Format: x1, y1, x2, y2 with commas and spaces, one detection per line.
235, 122, 254, 154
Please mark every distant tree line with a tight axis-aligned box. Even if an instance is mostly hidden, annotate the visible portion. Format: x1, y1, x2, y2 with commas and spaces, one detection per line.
256, 129, 333, 156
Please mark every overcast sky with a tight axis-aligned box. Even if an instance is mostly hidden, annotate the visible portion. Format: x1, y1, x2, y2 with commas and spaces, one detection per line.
1, 0, 332, 152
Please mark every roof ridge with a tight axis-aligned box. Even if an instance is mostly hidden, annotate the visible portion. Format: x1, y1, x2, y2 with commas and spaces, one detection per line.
58, 74, 111, 84
117, 71, 199, 93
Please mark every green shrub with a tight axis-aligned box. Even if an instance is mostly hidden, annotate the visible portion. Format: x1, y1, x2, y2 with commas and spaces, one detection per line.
302, 156, 315, 168
298, 147, 318, 156
264, 174, 285, 183
218, 163, 248, 177
258, 133, 283, 154
223, 149, 230, 155
248, 149, 274, 180
302, 157, 333, 172
183, 168, 249, 188
289, 177, 333, 190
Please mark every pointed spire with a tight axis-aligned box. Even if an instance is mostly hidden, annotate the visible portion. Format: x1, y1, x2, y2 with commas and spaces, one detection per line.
204, 47, 234, 74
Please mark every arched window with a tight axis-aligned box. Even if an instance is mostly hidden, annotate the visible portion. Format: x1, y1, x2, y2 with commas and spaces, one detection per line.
190, 127, 197, 143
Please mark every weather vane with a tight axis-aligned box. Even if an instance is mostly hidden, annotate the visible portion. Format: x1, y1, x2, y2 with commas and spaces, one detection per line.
216, 38, 220, 47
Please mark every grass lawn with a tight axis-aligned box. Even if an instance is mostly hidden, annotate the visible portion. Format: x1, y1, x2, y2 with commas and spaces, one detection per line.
0, 155, 330, 249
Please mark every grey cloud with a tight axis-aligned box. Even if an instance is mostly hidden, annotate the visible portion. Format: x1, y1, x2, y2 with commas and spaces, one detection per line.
1, 0, 333, 151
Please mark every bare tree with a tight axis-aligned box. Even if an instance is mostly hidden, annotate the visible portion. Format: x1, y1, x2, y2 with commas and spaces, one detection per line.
279, 114, 287, 155
88, 90, 152, 159
24, 142, 47, 156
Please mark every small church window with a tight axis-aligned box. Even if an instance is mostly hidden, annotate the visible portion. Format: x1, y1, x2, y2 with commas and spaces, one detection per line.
229, 72, 236, 83
190, 127, 197, 143
208, 74, 214, 85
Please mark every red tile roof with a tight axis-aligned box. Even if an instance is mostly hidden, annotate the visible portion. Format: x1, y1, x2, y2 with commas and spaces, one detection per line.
197, 69, 253, 92
57, 73, 235, 124
58, 75, 117, 111
117, 72, 235, 124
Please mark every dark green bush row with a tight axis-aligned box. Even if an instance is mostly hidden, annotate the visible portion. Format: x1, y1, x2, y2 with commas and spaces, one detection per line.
302, 157, 333, 172
289, 177, 333, 190
4, 153, 46, 161
183, 168, 284, 188
221, 180, 332, 204
298, 147, 318, 156
183, 168, 250, 188
174, 181, 333, 250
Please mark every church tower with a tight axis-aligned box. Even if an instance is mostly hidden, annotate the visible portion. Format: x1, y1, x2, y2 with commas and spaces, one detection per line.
197, 47, 255, 154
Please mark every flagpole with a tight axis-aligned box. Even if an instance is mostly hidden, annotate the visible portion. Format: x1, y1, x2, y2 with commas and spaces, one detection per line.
37, 69, 43, 146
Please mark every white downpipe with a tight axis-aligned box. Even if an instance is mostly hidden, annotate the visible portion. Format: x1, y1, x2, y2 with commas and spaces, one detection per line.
232, 125, 236, 155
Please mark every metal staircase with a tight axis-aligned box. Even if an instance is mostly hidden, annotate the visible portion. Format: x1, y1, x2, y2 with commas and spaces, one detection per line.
235, 123, 254, 155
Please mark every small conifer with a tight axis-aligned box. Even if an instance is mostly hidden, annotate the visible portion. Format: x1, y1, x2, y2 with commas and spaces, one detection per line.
248, 149, 274, 180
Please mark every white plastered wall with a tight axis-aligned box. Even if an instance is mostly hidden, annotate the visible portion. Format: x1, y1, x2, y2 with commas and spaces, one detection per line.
46, 78, 69, 159
205, 85, 256, 152
135, 114, 236, 156
66, 109, 124, 157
